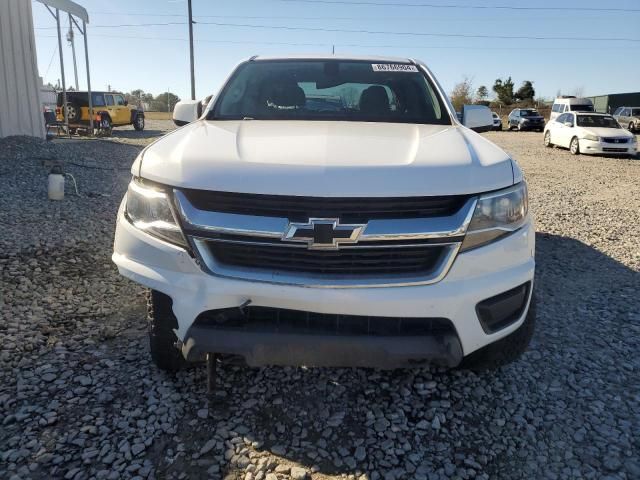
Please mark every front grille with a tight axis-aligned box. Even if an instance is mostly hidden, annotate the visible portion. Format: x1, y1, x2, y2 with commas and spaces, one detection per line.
195, 307, 454, 337
181, 189, 469, 222
602, 137, 629, 144
207, 241, 447, 275
602, 147, 628, 152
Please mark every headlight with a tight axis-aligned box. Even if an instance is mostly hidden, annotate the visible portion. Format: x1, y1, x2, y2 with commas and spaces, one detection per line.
125, 178, 187, 248
583, 133, 600, 142
461, 182, 528, 251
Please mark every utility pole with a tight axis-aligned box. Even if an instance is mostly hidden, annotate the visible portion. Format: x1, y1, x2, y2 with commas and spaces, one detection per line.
67, 13, 79, 90
188, 0, 196, 100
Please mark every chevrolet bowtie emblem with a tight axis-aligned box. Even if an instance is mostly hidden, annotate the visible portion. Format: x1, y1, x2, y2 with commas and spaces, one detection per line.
283, 218, 366, 250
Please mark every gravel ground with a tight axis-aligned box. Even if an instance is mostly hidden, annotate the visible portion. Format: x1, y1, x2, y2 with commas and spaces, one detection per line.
1, 123, 638, 480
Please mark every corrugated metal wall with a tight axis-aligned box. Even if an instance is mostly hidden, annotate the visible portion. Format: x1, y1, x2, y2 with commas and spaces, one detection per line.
0, 0, 45, 138
589, 93, 640, 113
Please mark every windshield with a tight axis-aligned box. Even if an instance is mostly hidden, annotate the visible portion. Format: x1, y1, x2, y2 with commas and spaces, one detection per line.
210, 60, 450, 124
569, 104, 594, 112
520, 110, 540, 117
576, 115, 620, 128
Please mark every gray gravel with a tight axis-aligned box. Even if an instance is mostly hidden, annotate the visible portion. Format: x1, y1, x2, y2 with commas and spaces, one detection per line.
1, 123, 639, 480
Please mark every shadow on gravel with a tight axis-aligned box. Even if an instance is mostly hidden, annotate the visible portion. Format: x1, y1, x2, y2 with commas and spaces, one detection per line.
154, 233, 639, 479
110, 129, 166, 140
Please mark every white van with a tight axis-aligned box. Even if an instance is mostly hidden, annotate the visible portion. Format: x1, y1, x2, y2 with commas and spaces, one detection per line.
550, 96, 594, 121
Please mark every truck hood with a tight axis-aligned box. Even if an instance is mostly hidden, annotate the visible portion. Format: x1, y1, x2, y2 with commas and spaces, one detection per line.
138, 120, 515, 197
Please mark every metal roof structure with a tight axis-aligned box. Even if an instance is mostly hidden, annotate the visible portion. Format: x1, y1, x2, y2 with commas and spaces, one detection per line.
37, 0, 94, 136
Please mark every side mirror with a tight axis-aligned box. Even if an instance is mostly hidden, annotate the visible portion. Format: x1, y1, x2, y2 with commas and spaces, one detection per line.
173, 100, 201, 126
563, 122, 573, 128
461, 105, 493, 133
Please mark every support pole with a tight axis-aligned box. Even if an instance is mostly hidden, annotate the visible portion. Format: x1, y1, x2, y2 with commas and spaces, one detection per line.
68, 14, 79, 90
55, 9, 69, 136
82, 20, 94, 136
188, 0, 195, 100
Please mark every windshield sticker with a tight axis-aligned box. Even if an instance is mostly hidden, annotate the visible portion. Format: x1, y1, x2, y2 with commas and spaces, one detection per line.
371, 64, 418, 72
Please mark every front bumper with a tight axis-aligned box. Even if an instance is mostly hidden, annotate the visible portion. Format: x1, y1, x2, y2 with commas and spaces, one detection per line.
113, 204, 535, 367
579, 138, 637, 156
519, 121, 545, 130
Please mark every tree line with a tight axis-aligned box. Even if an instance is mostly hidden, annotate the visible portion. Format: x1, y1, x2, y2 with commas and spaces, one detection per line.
124, 89, 181, 112
450, 77, 537, 112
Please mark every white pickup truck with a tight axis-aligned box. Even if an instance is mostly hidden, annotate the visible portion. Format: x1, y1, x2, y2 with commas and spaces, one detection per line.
113, 55, 535, 373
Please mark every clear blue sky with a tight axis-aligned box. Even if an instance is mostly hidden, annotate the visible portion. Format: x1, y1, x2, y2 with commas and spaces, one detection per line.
33, 0, 640, 102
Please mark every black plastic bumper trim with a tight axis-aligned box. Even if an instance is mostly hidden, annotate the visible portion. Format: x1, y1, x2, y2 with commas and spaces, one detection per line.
476, 281, 531, 334
181, 327, 463, 369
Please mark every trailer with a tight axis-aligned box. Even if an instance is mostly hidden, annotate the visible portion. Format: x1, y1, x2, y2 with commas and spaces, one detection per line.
588, 92, 640, 114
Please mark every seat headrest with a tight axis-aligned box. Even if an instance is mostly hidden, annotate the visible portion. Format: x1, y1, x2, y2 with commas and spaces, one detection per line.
266, 81, 306, 109
359, 86, 390, 115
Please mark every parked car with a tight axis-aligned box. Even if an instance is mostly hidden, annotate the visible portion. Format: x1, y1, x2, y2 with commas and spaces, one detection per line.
113, 55, 535, 375
549, 96, 594, 121
491, 112, 502, 130
508, 108, 545, 131
543, 112, 637, 157
612, 106, 640, 133
56, 91, 145, 135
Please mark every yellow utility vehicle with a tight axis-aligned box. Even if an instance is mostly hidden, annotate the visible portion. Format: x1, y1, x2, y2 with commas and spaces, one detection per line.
55, 91, 145, 135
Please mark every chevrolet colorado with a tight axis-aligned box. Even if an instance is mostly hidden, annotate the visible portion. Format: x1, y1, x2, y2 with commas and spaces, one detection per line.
113, 55, 535, 372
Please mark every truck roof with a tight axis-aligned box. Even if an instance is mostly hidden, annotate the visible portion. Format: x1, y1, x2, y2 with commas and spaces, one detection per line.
251, 54, 415, 63
554, 97, 593, 104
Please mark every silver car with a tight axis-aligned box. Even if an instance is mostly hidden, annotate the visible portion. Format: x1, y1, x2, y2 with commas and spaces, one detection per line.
613, 106, 640, 133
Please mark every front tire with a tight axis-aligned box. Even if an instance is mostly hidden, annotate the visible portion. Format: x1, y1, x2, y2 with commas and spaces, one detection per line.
98, 116, 112, 137
134, 114, 145, 131
570, 136, 580, 155
629, 122, 636, 133
147, 290, 187, 372
544, 130, 553, 147
460, 295, 536, 371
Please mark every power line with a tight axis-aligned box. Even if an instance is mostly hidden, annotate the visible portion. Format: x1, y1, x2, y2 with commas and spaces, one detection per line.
35, 22, 186, 30
277, 0, 640, 13
43, 44, 58, 77
194, 20, 640, 42
88, 12, 597, 22
35, 33, 639, 51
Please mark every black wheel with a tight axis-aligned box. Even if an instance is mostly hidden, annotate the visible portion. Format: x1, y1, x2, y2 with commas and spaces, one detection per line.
570, 136, 580, 155
629, 122, 635, 133
98, 116, 112, 137
133, 114, 145, 131
65, 102, 80, 122
147, 290, 187, 372
517, 123, 522, 132
544, 130, 553, 147
460, 295, 536, 371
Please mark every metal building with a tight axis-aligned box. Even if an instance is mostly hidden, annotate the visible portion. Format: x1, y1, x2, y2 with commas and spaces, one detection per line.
0, 0, 45, 138
588, 92, 640, 114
